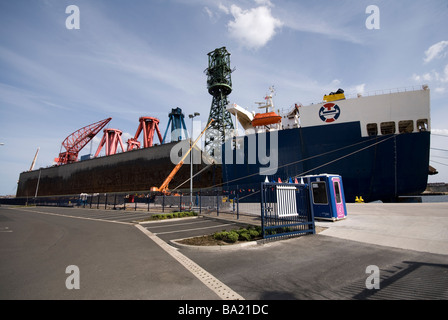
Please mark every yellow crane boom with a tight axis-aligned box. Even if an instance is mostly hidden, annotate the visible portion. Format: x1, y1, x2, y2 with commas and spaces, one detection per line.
29, 147, 40, 171
151, 119, 214, 194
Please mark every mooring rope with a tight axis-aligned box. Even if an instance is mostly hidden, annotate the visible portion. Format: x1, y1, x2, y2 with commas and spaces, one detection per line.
220, 135, 395, 189
172, 164, 212, 190
175, 134, 397, 198
237, 135, 397, 201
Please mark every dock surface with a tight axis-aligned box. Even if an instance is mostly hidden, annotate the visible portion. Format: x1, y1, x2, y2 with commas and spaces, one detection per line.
316, 202, 448, 255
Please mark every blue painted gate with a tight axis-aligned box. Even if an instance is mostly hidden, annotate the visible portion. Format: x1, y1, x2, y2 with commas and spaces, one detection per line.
260, 182, 315, 240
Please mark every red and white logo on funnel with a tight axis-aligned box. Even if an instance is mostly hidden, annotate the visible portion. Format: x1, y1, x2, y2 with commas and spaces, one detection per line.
319, 103, 341, 123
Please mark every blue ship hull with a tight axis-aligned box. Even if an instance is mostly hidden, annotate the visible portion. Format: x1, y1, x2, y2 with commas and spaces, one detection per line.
222, 122, 431, 202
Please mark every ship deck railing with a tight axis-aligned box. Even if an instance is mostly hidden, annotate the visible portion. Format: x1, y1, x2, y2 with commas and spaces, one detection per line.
276, 84, 429, 115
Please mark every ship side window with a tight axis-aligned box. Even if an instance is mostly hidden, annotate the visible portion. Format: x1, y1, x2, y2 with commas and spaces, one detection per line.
380, 121, 396, 135
367, 123, 378, 136
311, 182, 328, 204
417, 119, 428, 132
398, 120, 414, 134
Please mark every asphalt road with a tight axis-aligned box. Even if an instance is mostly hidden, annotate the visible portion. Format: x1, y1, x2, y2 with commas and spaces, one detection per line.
1, 205, 447, 301
0, 206, 221, 300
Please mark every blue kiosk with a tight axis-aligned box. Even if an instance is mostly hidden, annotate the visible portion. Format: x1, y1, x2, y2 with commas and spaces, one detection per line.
302, 174, 347, 221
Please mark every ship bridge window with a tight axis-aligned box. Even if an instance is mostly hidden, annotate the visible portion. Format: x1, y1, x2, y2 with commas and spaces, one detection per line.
367, 123, 378, 136
399, 120, 414, 134
380, 122, 396, 135
417, 119, 428, 132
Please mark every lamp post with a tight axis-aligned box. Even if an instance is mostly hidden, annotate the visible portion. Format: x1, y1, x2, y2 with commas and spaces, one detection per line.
188, 112, 200, 209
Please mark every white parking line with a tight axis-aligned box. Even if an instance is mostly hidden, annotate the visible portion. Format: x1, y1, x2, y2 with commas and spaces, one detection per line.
8, 207, 133, 225
152, 223, 236, 235
135, 224, 244, 300
145, 219, 215, 229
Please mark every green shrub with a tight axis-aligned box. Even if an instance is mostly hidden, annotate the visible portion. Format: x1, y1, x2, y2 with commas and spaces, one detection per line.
226, 231, 239, 243
236, 228, 245, 235
238, 232, 251, 241
212, 230, 239, 243
212, 226, 262, 243
249, 229, 259, 238
213, 231, 229, 241
150, 211, 198, 220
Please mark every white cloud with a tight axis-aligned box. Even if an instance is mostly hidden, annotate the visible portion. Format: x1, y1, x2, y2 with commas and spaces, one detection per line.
442, 64, 448, 83
254, 0, 273, 6
227, 4, 283, 50
276, 2, 363, 45
121, 132, 134, 146
423, 73, 433, 81
339, 83, 366, 98
331, 79, 341, 86
203, 6, 214, 19
431, 128, 448, 135
424, 40, 448, 64
355, 84, 366, 95
412, 64, 448, 93
218, 3, 229, 14
414, 42, 448, 89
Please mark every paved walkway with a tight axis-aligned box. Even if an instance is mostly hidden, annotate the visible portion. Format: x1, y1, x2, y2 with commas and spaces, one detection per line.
203, 202, 448, 255
201, 211, 261, 226
317, 202, 448, 255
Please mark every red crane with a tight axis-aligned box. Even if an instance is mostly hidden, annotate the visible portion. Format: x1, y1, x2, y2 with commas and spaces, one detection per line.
94, 128, 125, 157
126, 117, 163, 151
55, 117, 112, 165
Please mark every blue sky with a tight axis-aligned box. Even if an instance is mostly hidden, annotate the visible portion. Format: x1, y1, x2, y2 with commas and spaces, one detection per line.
1, 0, 447, 196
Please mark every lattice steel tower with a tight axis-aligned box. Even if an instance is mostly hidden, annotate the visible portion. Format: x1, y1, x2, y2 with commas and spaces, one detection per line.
204, 47, 235, 161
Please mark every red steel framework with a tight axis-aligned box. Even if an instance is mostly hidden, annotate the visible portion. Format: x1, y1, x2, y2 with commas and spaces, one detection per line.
55, 116, 163, 165
94, 128, 125, 157
127, 117, 163, 151
55, 117, 112, 165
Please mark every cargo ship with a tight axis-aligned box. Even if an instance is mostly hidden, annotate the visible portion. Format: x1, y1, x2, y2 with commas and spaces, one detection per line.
223, 85, 433, 203
16, 86, 433, 203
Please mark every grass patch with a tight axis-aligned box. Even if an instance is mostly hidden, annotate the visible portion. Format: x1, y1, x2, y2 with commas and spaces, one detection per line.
213, 226, 262, 244
178, 225, 263, 246
149, 211, 198, 220
177, 224, 325, 246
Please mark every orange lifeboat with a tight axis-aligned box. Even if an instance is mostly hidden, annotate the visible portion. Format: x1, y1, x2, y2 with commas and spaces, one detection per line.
251, 112, 282, 127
